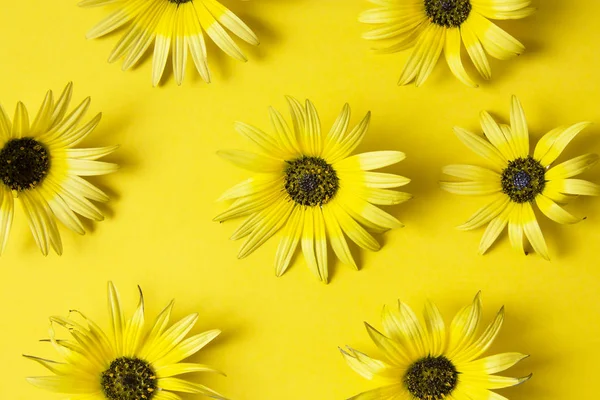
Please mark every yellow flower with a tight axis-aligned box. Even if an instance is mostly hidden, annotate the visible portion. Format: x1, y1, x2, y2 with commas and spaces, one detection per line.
0, 83, 117, 255
25, 282, 227, 400
215, 98, 411, 283
360, 0, 535, 87
441, 96, 599, 259
80, 0, 259, 86
341, 293, 531, 400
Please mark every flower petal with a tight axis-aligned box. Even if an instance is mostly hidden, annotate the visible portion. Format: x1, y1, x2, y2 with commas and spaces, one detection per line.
217, 149, 284, 172
461, 20, 491, 80
535, 194, 581, 224
457, 194, 510, 231
545, 153, 599, 180
522, 202, 549, 260
453, 126, 506, 171
459, 353, 529, 375
479, 203, 513, 254
447, 293, 482, 359
445, 27, 477, 87
533, 122, 591, 167
469, 12, 524, 60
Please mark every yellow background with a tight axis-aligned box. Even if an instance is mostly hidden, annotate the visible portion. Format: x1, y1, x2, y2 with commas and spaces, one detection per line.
0, 0, 598, 398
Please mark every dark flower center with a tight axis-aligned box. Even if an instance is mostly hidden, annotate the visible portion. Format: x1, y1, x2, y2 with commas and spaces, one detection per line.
424, 0, 472, 27
501, 156, 546, 203
404, 356, 458, 400
101, 357, 157, 400
0, 138, 50, 192
284, 156, 339, 206
168, 0, 193, 3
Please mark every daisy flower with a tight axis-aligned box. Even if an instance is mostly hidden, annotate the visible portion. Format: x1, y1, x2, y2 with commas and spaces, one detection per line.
360, 0, 535, 86
80, 0, 259, 86
441, 96, 599, 259
0, 83, 117, 255
215, 98, 411, 283
25, 282, 227, 400
341, 293, 531, 400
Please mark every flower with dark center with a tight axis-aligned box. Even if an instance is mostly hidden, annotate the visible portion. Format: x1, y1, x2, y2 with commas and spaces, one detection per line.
284, 156, 339, 206
360, 0, 533, 86
81, 0, 258, 86
0, 83, 118, 255
0, 138, 50, 192
101, 357, 157, 400
25, 282, 226, 399
424, 0, 472, 28
442, 96, 600, 259
216, 98, 410, 282
404, 356, 458, 400
342, 293, 532, 399
501, 156, 546, 203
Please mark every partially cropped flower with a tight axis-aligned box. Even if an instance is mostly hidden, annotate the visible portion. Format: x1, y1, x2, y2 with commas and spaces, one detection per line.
360, 0, 535, 86
0, 83, 117, 255
25, 282, 227, 400
341, 293, 531, 400
441, 96, 599, 259
80, 0, 259, 86
215, 98, 411, 283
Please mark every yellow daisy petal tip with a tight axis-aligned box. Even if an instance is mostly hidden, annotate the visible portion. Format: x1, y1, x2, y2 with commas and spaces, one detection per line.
517, 373, 534, 385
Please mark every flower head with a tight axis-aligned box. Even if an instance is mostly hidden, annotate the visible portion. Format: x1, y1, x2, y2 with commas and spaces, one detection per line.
360, 0, 535, 86
0, 83, 118, 255
341, 293, 531, 400
25, 282, 227, 400
441, 96, 599, 259
80, 0, 259, 86
215, 98, 411, 283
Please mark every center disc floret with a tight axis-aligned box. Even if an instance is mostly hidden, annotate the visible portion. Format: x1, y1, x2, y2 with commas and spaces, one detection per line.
101, 357, 157, 400
404, 356, 458, 400
284, 156, 339, 206
501, 156, 546, 203
0, 137, 50, 191
424, 0, 472, 28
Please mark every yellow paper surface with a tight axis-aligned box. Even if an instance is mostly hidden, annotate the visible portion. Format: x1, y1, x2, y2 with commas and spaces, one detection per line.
0, 0, 598, 398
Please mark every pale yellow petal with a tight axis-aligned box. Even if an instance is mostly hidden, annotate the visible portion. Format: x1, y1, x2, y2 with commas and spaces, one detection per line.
423, 300, 446, 356
458, 353, 529, 374
445, 27, 477, 87
453, 126, 507, 171
508, 203, 524, 254
274, 206, 303, 276
154, 329, 221, 367
440, 181, 501, 196
461, 20, 491, 80
217, 149, 284, 172
545, 154, 599, 180
322, 204, 356, 269
469, 12, 524, 60
479, 203, 513, 254
334, 151, 405, 172
442, 164, 500, 181
521, 202, 549, 260
457, 194, 510, 231
535, 194, 581, 224
364, 323, 410, 366
158, 377, 228, 399
509, 96, 529, 158
347, 384, 405, 400
533, 122, 592, 167
447, 293, 482, 359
